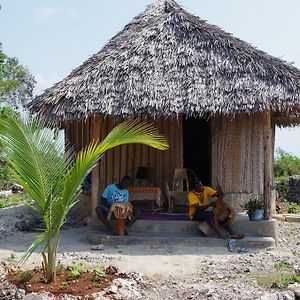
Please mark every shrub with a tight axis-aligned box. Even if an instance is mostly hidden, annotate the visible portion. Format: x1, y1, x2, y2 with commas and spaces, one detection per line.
275, 177, 289, 202
68, 262, 84, 278
0, 153, 13, 190
288, 202, 300, 214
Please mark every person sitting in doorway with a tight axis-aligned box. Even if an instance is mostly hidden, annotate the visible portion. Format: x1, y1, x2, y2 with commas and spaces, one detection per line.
95, 175, 139, 234
187, 178, 243, 239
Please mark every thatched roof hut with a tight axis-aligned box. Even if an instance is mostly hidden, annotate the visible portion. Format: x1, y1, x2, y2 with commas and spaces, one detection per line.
29, 0, 300, 220
30, 0, 300, 124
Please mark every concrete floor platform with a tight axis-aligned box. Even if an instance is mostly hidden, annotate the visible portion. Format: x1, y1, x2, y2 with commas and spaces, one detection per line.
88, 213, 278, 242
87, 231, 275, 249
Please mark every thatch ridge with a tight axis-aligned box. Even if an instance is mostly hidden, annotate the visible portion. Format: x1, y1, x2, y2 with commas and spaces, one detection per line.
29, 0, 300, 123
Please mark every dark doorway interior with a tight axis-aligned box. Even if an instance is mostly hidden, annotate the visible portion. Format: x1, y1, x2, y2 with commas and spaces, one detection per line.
182, 117, 211, 186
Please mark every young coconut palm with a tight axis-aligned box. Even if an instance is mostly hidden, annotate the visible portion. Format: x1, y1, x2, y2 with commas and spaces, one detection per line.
0, 115, 168, 283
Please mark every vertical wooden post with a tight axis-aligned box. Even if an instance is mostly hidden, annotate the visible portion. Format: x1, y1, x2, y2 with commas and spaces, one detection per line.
64, 122, 70, 150
263, 110, 272, 220
90, 115, 102, 218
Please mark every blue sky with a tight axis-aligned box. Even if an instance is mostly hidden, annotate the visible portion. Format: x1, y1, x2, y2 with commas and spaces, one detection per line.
1, 0, 300, 156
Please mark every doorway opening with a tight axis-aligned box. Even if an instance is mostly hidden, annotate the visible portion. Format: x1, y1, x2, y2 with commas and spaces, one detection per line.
182, 117, 211, 186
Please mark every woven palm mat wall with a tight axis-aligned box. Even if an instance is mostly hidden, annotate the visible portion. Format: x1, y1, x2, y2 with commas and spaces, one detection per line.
211, 113, 265, 195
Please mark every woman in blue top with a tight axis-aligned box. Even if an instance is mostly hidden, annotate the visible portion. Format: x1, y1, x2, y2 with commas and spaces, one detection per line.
95, 176, 139, 234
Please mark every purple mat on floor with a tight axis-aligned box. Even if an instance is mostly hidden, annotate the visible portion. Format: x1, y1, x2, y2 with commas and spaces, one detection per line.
140, 213, 189, 221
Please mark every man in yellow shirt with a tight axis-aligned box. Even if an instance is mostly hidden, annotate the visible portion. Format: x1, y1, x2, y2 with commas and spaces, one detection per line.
187, 178, 233, 239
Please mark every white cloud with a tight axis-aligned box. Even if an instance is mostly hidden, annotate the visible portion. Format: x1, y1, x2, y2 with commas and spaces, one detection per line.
35, 5, 78, 21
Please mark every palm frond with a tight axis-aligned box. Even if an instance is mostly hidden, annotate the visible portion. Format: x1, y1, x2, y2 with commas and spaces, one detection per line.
19, 231, 47, 266
99, 120, 169, 152
0, 116, 65, 214
59, 120, 168, 225
59, 142, 102, 224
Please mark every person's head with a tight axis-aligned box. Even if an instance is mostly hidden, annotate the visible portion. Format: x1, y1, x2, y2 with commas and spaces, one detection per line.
190, 178, 204, 192
119, 175, 132, 189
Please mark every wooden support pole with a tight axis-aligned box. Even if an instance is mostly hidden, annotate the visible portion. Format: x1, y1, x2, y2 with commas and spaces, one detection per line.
263, 110, 272, 220
64, 122, 70, 150
90, 115, 102, 218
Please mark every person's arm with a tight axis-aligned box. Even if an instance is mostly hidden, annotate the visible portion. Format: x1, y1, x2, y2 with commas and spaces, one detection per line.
101, 184, 112, 206
215, 191, 224, 198
198, 204, 210, 210
188, 192, 199, 208
206, 187, 218, 207
188, 192, 209, 210
124, 190, 129, 202
100, 196, 111, 208
190, 202, 209, 210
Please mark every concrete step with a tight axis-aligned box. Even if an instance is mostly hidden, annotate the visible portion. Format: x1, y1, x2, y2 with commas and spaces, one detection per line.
88, 213, 278, 241
87, 231, 275, 249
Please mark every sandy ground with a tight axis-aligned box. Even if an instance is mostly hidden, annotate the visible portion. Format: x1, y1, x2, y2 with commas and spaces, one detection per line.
0, 212, 300, 299
0, 226, 232, 276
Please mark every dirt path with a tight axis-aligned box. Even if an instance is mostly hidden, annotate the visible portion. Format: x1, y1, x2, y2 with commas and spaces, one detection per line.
0, 213, 299, 299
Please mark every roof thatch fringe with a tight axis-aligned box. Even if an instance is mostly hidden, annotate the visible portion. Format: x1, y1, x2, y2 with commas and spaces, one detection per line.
29, 0, 300, 125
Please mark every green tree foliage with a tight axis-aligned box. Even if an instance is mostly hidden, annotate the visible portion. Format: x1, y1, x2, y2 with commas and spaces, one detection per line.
0, 115, 168, 283
0, 107, 15, 189
274, 148, 300, 178
0, 106, 14, 118
0, 44, 35, 108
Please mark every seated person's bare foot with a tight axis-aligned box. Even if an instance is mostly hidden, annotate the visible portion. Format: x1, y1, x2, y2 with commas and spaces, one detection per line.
230, 233, 245, 239
218, 231, 230, 239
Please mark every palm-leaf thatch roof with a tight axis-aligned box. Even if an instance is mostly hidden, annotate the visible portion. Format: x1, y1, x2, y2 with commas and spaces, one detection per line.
29, 0, 300, 124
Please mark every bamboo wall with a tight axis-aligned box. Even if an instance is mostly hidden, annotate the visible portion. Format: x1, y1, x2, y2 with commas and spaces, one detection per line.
66, 116, 183, 194
211, 113, 275, 195
66, 113, 275, 199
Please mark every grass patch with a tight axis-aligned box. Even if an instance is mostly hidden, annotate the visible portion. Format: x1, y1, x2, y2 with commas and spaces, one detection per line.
252, 272, 300, 289
274, 260, 293, 271
93, 265, 106, 280
0, 193, 30, 208
18, 271, 33, 284
277, 274, 300, 287
68, 261, 85, 278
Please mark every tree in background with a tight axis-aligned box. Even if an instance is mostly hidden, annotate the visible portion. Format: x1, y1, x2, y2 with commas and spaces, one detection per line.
0, 43, 35, 187
0, 107, 15, 189
274, 148, 300, 179
0, 3, 36, 187
0, 44, 36, 108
